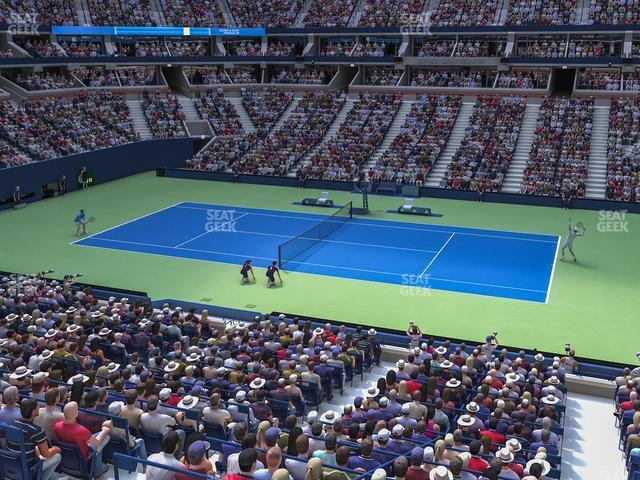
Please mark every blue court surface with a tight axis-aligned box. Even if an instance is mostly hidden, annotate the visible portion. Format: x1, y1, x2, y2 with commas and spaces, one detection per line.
73, 202, 561, 303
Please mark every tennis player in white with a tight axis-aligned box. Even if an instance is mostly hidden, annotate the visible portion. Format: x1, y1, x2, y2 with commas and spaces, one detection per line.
561, 219, 584, 262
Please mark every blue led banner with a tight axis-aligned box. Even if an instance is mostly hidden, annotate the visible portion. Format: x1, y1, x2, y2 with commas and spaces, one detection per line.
51, 26, 265, 37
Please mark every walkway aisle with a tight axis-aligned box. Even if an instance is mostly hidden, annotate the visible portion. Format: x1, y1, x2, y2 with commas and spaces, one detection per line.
561, 392, 625, 480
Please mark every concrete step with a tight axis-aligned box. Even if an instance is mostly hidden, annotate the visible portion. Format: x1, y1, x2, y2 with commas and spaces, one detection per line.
425, 101, 476, 187
228, 97, 256, 134
366, 100, 414, 166
175, 94, 202, 123
294, 0, 313, 27
126, 100, 153, 140
298, 99, 354, 168
503, 103, 542, 193
585, 103, 611, 199
272, 97, 300, 133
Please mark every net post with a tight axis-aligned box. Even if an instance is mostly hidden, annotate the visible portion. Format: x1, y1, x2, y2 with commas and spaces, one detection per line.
278, 245, 282, 269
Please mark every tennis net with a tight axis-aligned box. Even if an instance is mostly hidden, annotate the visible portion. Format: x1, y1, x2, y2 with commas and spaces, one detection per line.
278, 202, 353, 269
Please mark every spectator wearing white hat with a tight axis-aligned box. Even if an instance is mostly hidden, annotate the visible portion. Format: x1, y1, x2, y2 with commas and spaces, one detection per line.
494, 448, 519, 479
388, 423, 409, 453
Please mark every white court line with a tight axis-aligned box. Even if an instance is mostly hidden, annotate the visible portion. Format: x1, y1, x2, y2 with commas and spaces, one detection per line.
545, 235, 562, 304
173, 204, 558, 244
69, 202, 183, 246
75, 237, 546, 295
418, 233, 455, 278
174, 213, 249, 248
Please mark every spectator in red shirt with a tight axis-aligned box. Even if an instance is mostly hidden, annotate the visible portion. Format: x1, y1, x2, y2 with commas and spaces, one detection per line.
53, 401, 111, 478
405, 447, 429, 480
479, 417, 505, 452
467, 440, 489, 474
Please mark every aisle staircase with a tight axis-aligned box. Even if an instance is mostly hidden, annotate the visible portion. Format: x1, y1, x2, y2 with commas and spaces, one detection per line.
126, 100, 153, 140
425, 100, 476, 187
502, 102, 541, 193
585, 103, 611, 199
364, 100, 413, 169
175, 94, 213, 137
293, 98, 354, 171
227, 96, 257, 134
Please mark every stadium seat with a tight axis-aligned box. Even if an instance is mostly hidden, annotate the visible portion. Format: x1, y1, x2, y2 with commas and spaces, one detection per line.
0, 426, 43, 480
53, 439, 102, 480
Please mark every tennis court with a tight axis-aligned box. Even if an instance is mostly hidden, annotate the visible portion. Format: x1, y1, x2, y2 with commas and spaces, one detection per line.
72, 201, 561, 303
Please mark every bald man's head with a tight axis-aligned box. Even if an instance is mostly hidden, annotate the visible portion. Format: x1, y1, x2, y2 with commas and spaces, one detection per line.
63, 401, 79, 422
266, 446, 282, 469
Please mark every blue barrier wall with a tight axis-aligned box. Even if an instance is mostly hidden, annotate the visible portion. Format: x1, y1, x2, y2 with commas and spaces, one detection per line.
163, 168, 640, 213
0, 139, 195, 210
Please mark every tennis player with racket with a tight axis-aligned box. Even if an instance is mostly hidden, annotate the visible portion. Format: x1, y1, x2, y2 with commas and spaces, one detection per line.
561, 219, 585, 262
74, 209, 95, 236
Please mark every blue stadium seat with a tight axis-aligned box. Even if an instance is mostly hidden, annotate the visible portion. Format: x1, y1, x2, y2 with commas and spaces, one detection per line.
141, 430, 164, 454
103, 416, 142, 472
0, 426, 43, 480
53, 439, 101, 480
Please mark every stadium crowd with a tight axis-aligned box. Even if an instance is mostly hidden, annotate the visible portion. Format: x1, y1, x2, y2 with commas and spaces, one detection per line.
320, 40, 356, 57
429, 0, 497, 27
576, 69, 621, 90
87, 0, 156, 27
230, 0, 302, 28
188, 67, 229, 86
59, 39, 105, 58
303, 0, 356, 27
227, 67, 259, 85
366, 67, 402, 87
415, 40, 456, 57
506, 0, 576, 25
358, 0, 426, 28
160, 0, 226, 27
496, 71, 549, 89
304, 93, 401, 181
241, 88, 295, 138
515, 40, 567, 58
370, 95, 461, 185
271, 68, 329, 85
521, 97, 593, 197
194, 92, 244, 136
410, 70, 495, 88
605, 98, 640, 202
142, 93, 188, 139
75, 67, 120, 88
0, 92, 139, 165
441, 96, 526, 192
0, 271, 569, 480
14, 72, 80, 91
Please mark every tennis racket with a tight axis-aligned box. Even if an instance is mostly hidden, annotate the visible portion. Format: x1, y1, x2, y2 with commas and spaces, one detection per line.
576, 221, 586, 235
86, 216, 96, 223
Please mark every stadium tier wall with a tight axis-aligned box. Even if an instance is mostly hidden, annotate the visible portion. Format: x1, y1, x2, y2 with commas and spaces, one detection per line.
0, 138, 195, 209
